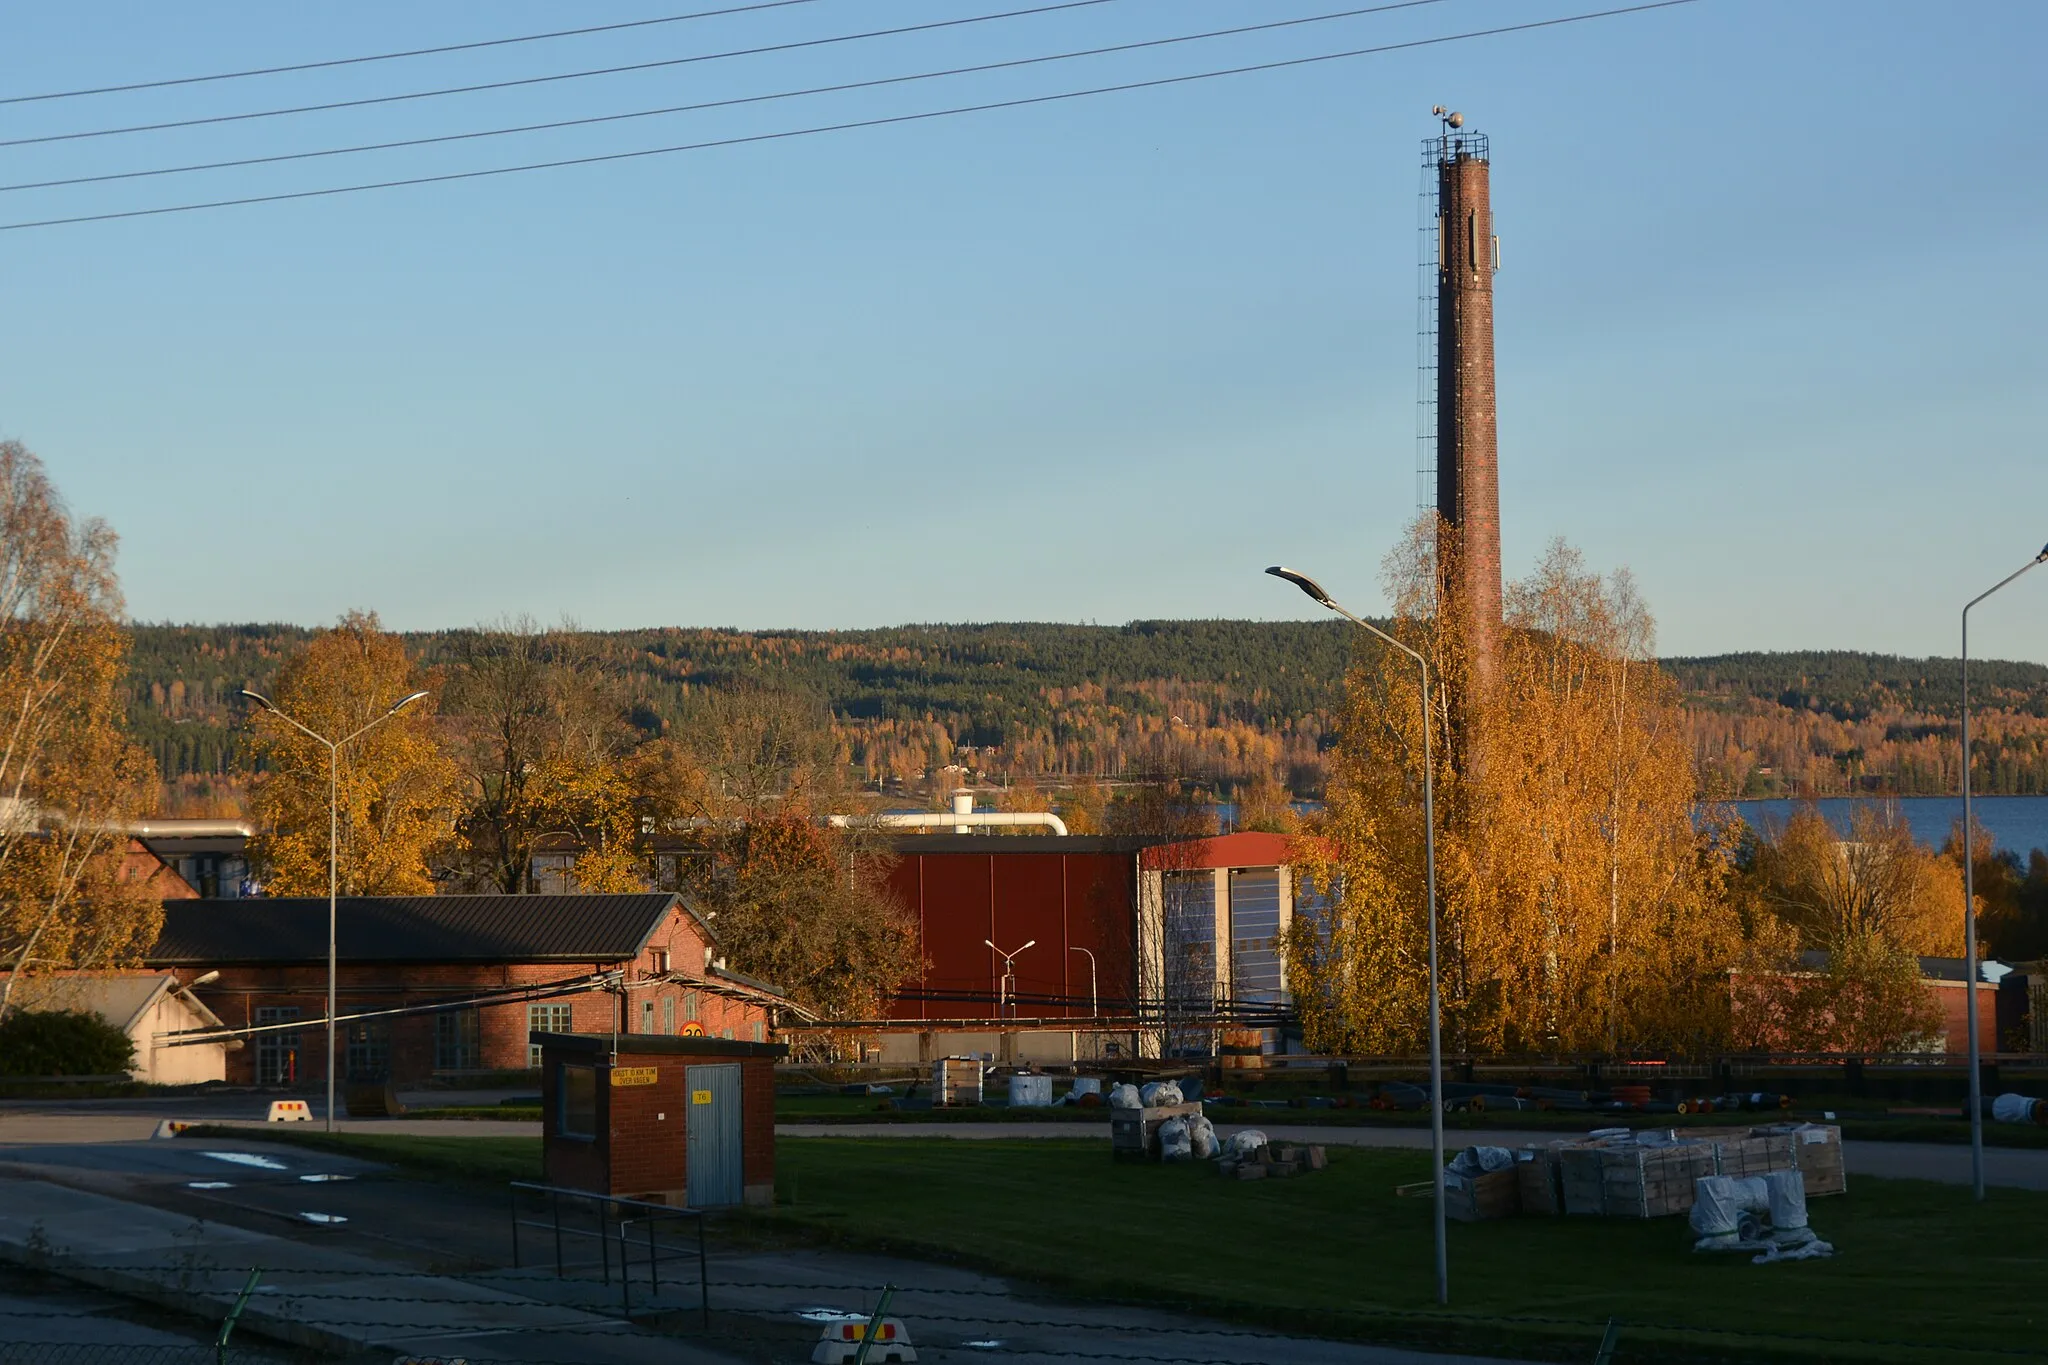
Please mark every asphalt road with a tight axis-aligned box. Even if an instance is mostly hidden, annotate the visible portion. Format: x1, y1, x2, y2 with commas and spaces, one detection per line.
8, 1099, 2047, 1189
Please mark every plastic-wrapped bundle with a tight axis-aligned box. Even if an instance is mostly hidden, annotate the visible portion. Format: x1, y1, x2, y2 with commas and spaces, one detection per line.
1108, 1083, 1142, 1110
1139, 1080, 1184, 1107
1992, 1093, 2047, 1125
1188, 1112, 1218, 1159
1158, 1117, 1193, 1161
1689, 1176, 1743, 1238
1447, 1146, 1516, 1176
1225, 1129, 1269, 1159
1690, 1176, 1774, 1251
1763, 1168, 1807, 1230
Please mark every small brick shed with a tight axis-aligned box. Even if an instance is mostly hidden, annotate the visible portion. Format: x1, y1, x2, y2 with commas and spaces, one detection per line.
535, 1031, 784, 1208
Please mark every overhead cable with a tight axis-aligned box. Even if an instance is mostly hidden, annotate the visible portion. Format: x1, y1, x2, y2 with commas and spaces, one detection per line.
0, 1, 829, 107
0, 0, 1121, 149
0, 2, 1704, 234
0, 0, 1456, 194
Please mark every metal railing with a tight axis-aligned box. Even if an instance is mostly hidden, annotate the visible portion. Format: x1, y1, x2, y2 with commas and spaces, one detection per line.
506, 1181, 707, 1325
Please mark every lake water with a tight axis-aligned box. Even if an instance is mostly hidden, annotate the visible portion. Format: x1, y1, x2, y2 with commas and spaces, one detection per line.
1725, 796, 2048, 856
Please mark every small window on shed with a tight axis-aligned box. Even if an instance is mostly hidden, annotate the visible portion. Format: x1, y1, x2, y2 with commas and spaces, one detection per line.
560, 1063, 597, 1140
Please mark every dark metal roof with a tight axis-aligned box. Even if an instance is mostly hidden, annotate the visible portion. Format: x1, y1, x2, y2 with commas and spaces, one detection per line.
146, 893, 684, 967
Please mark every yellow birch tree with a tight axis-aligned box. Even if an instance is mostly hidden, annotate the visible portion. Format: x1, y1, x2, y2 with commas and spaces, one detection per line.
0, 442, 160, 1014
246, 613, 458, 895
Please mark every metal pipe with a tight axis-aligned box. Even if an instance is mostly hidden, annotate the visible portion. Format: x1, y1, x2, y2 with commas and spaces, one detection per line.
1959, 542, 2048, 1202
828, 811, 1070, 836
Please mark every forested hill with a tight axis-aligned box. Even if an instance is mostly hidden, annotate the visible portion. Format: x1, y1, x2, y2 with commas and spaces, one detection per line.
126, 624, 2048, 803
126, 620, 1355, 799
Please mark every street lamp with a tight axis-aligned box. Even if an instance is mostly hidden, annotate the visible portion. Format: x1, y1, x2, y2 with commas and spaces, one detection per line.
241, 687, 430, 1133
1959, 542, 2048, 1201
1267, 565, 1448, 1306
1069, 945, 1099, 1019
984, 938, 1037, 1018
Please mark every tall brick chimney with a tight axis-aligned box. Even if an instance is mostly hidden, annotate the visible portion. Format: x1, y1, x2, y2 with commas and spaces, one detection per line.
1433, 123, 1503, 696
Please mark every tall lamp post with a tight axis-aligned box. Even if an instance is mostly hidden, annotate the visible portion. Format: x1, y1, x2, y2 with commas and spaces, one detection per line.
1959, 543, 2048, 1201
241, 688, 429, 1133
1069, 945, 1099, 1019
1267, 566, 1448, 1306
984, 938, 1036, 1018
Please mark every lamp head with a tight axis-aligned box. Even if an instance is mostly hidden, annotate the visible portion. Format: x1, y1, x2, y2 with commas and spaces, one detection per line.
238, 688, 275, 711
984, 939, 999, 954
1266, 565, 1335, 609
389, 690, 430, 714
2037, 543, 2048, 563
1018, 939, 1036, 953
188, 970, 220, 987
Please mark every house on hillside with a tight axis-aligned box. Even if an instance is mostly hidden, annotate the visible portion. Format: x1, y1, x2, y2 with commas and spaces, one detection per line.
145, 893, 794, 1088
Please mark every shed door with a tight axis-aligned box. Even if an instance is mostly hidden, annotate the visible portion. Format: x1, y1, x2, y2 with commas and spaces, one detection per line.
685, 1063, 743, 1207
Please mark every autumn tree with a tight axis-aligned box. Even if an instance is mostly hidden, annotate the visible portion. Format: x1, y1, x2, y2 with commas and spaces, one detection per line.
245, 612, 458, 895
1290, 526, 1755, 1057
439, 621, 645, 894
1750, 805, 1964, 957
652, 685, 917, 1020
0, 442, 160, 1015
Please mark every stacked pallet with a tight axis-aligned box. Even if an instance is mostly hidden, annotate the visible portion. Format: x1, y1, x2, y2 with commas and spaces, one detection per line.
1560, 1141, 1718, 1219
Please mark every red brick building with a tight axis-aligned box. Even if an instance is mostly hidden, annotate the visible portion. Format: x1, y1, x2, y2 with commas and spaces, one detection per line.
145, 894, 791, 1088
537, 1032, 780, 1207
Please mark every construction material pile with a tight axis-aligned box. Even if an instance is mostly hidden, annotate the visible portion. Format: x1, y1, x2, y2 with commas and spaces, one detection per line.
1689, 1170, 1834, 1264
1442, 1122, 1845, 1223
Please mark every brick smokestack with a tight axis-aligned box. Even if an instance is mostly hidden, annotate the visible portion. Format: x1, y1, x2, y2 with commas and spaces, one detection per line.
1435, 131, 1503, 696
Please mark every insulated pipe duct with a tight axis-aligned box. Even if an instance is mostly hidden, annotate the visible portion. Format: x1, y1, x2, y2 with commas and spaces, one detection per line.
828, 811, 1070, 837
127, 819, 256, 838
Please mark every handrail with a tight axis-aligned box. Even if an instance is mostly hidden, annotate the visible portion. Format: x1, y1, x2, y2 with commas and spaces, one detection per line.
507, 1180, 707, 1325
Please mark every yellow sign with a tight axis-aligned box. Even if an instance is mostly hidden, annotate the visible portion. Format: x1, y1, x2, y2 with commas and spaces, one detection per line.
611, 1066, 659, 1087
691, 1089, 713, 1105
681, 1022, 705, 1036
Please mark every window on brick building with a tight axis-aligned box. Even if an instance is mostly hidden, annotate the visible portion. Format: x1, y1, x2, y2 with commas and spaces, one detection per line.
684, 990, 700, 1023
662, 997, 675, 1034
559, 1064, 597, 1139
345, 1020, 391, 1082
528, 1003, 573, 1068
254, 1006, 301, 1085
435, 1010, 479, 1071
650, 949, 669, 974
640, 1000, 655, 1033
751, 1021, 764, 1043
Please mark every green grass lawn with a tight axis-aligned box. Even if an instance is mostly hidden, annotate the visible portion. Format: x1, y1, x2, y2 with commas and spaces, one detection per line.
771, 1138, 2048, 1365
207, 1127, 2048, 1364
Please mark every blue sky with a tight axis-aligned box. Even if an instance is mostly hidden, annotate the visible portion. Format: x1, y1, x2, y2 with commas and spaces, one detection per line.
2, 0, 2044, 661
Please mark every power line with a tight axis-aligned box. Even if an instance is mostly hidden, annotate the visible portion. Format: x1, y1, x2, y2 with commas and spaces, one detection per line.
0, 0, 829, 107
0, 0, 1121, 150
0, 1, 1456, 195
0, 2, 1704, 235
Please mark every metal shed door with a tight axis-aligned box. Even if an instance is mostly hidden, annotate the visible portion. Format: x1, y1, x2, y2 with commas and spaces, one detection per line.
685, 1063, 743, 1207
